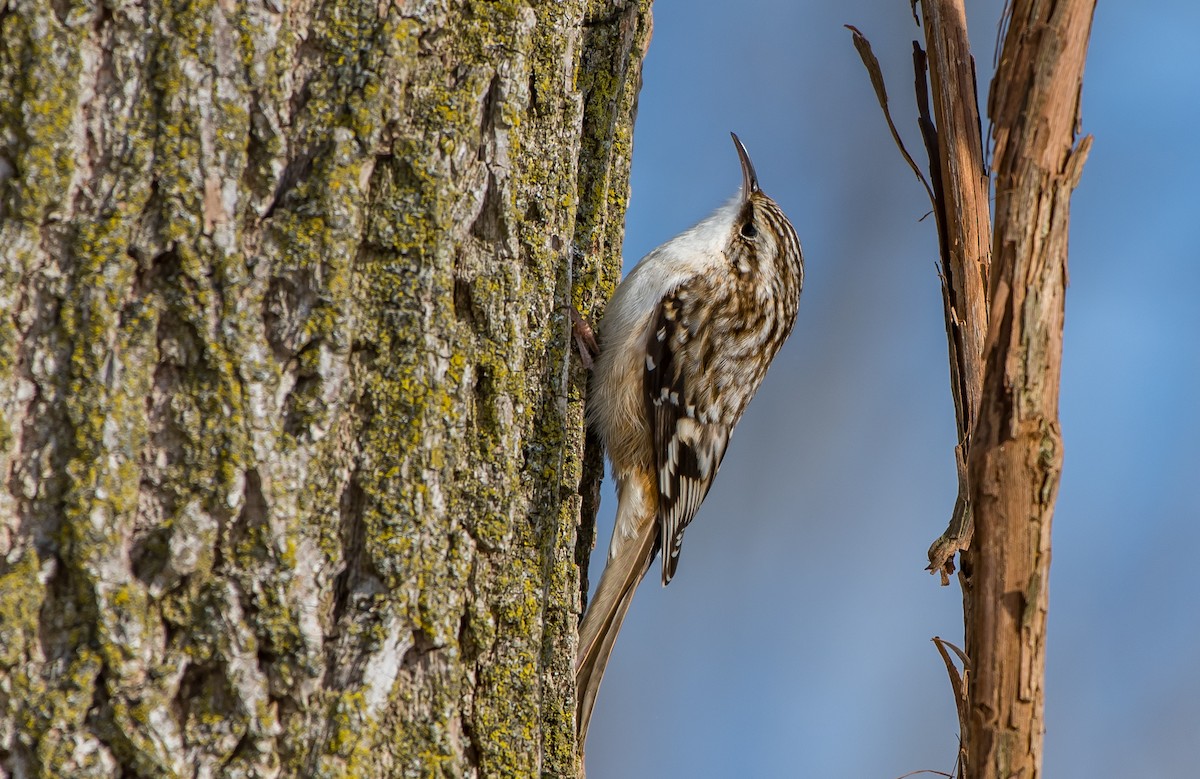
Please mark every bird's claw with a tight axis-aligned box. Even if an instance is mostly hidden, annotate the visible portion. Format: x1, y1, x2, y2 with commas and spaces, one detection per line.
570, 305, 599, 370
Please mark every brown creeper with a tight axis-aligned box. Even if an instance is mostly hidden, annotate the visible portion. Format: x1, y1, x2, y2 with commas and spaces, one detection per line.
576, 133, 804, 746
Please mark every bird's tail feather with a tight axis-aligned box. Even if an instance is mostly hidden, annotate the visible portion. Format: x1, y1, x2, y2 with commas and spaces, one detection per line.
575, 501, 658, 749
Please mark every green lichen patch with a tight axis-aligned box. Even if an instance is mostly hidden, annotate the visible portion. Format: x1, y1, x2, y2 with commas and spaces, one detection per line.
0, 550, 44, 669
12, 643, 106, 775
0, 1, 82, 223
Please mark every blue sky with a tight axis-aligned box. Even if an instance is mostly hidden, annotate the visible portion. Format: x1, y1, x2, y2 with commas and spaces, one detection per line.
583, 2, 1200, 776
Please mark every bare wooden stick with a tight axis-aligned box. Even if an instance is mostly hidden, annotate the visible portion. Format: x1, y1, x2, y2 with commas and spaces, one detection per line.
964, 0, 1094, 774
851, 0, 1095, 774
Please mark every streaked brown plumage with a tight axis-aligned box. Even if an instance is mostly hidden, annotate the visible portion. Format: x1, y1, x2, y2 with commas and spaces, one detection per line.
577, 133, 804, 749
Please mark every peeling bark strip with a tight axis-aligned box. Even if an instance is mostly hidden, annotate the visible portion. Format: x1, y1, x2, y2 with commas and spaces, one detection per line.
965, 1, 1094, 777
913, 0, 992, 581
847, 7, 991, 583
0, 1, 651, 776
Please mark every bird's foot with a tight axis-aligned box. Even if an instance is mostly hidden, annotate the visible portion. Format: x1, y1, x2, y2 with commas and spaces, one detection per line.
570, 305, 599, 370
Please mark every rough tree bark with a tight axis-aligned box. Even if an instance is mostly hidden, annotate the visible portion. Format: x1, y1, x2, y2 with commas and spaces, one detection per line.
852, 1, 1095, 776
0, 1, 651, 776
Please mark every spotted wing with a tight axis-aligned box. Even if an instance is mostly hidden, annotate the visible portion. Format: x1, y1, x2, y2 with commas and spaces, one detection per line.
644, 292, 731, 585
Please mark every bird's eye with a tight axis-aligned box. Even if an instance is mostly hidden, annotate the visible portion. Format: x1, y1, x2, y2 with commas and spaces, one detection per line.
740, 221, 757, 239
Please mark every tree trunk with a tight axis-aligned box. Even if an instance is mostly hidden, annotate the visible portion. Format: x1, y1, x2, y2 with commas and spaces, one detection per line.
0, 0, 651, 775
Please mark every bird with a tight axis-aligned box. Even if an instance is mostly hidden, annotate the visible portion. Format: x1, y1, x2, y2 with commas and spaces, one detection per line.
576, 132, 804, 748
